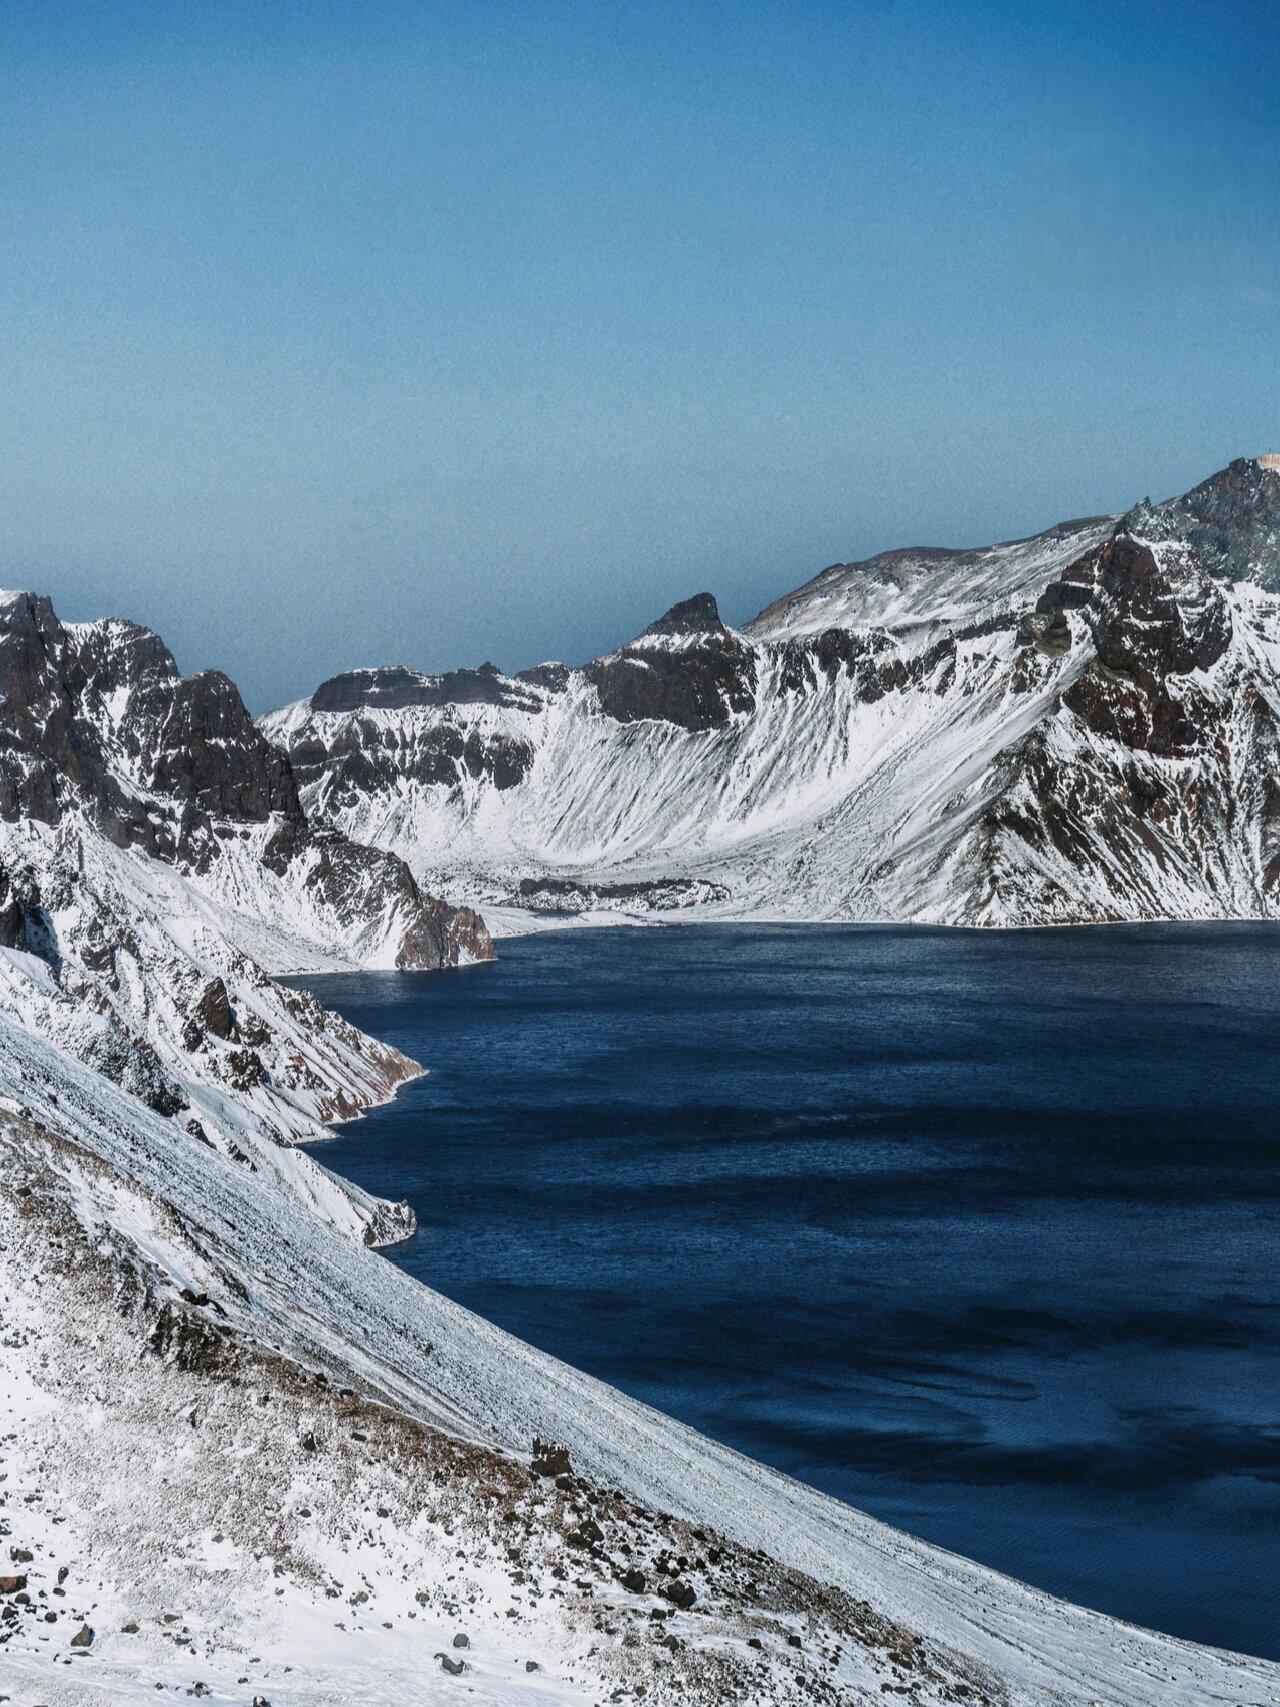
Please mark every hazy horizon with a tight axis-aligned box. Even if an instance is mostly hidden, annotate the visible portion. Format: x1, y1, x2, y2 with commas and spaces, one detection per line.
2, 1, 1276, 711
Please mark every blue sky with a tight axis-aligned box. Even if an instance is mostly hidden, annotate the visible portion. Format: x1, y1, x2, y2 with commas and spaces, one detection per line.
1, 1, 1276, 709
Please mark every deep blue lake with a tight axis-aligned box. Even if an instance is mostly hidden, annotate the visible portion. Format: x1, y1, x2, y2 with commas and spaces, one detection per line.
298, 923, 1280, 1662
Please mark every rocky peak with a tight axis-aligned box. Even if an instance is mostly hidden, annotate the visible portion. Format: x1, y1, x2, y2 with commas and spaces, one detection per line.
641, 592, 725, 640
1129, 456, 1280, 587
589, 593, 756, 732
67, 617, 180, 711
0, 590, 305, 864
311, 665, 431, 714
0, 587, 493, 968
514, 660, 570, 693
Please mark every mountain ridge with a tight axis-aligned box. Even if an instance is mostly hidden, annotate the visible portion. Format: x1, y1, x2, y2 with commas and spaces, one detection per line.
264, 455, 1280, 932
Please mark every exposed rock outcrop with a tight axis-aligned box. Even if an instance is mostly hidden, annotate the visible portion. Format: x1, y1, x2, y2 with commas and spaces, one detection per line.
587, 593, 758, 732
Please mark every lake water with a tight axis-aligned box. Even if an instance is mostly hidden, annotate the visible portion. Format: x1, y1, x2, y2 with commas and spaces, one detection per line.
299, 923, 1280, 1661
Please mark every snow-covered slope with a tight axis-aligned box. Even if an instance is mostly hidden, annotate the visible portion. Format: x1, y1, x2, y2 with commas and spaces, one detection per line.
744, 514, 1115, 643
4, 998, 1277, 1704
264, 456, 1280, 930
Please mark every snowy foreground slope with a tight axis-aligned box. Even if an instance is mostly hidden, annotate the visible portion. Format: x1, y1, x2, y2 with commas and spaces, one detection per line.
264, 456, 1280, 930
4, 1013, 1279, 1706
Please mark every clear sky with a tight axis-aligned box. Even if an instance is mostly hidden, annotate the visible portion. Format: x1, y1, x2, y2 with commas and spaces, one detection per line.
1, 1, 1276, 710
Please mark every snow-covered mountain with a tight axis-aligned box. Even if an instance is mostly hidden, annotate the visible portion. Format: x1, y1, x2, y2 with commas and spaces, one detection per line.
0, 583, 496, 1246
0, 588, 493, 970
3, 520, 1279, 1701
8, 980, 1278, 1705
264, 456, 1280, 930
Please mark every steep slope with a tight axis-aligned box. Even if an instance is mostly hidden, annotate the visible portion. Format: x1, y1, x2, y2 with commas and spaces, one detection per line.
4, 1001, 1276, 1704
263, 456, 1280, 929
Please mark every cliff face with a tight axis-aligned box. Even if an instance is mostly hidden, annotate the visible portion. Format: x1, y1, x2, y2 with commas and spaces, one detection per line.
264, 457, 1280, 929
0, 589, 493, 969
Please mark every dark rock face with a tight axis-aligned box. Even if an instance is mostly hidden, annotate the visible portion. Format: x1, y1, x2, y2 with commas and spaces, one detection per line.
0, 597, 299, 866
588, 595, 758, 732
1024, 531, 1232, 758
72, 616, 299, 861
85, 1028, 189, 1117
297, 661, 543, 807
514, 661, 570, 693
1086, 535, 1231, 690
198, 978, 236, 1041
775, 614, 1015, 705
641, 592, 723, 638
530, 1439, 572, 1478
0, 593, 492, 969
1133, 456, 1280, 588
312, 665, 434, 712
0, 858, 49, 958
312, 663, 542, 715
288, 719, 533, 802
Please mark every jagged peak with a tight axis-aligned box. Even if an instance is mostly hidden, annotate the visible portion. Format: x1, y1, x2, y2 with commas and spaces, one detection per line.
640, 592, 725, 641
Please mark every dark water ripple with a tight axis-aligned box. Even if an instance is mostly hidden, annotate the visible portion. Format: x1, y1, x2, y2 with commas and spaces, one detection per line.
297, 922, 1280, 1661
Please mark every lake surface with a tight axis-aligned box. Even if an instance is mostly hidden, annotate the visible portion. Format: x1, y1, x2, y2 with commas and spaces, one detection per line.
300, 923, 1280, 1661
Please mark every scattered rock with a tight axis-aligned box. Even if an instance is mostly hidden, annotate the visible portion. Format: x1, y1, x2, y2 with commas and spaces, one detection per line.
658, 1578, 696, 1610
70, 1623, 94, 1648
530, 1438, 572, 1478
